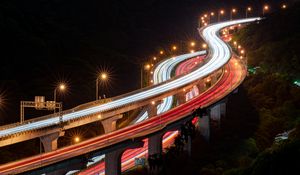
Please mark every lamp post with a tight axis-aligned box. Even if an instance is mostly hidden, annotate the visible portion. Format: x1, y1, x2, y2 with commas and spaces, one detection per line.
218, 10, 224, 22
54, 83, 66, 113
141, 64, 151, 88
263, 5, 269, 16
245, 7, 252, 18
96, 73, 108, 100
230, 8, 236, 20
210, 12, 214, 23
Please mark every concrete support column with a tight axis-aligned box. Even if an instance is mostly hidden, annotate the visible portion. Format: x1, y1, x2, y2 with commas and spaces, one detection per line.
101, 114, 123, 133
210, 104, 221, 123
148, 132, 164, 156
220, 102, 226, 118
105, 140, 144, 175
198, 115, 210, 141
40, 131, 65, 152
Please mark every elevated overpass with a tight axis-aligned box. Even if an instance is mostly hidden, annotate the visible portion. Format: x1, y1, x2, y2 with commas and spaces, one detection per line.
0, 18, 260, 175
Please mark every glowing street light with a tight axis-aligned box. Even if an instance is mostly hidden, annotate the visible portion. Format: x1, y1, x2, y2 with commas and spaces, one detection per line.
53, 83, 66, 114
230, 8, 237, 20
172, 45, 177, 51
153, 57, 157, 61
159, 50, 164, 55
246, 7, 252, 18
96, 72, 108, 100
202, 43, 207, 49
282, 4, 287, 9
190, 42, 195, 47
263, 5, 269, 16
74, 136, 80, 143
218, 10, 225, 22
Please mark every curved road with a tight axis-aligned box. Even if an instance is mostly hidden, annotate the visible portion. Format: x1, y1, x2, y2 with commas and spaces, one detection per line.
0, 18, 260, 138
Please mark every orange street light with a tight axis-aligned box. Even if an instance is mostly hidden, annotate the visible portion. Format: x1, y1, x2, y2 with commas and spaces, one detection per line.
190, 42, 196, 47
246, 7, 252, 18
282, 4, 287, 9
218, 10, 225, 21
230, 8, 237, 20
159, 50, 164, 55
263, 5, 269, 16
74, 136, 80, 143
96, 72, 108, 100
172, 45, 177, 51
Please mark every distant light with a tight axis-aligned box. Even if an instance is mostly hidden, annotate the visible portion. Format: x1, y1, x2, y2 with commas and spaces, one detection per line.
204, 14, 208, 18
232, 8, 236, 13
282, 4, 287, 9
190, 50, 195, 53
145, 64, 151, 70
247, 7, 252, 11
97, 114, 102, 119
150, 71, 153, 74
150, 79, 153, 83
202, 43, 207, 49
210, 12, 214, 16
151, 101, 155, 105
101, 73, 107, 80
233, 41, 237, 45
220, 10, 224, 14
153, 57, 157, 61
264, 5, 269, 10
172, 45, 177, 50
190, 42, 195, 47
238, 45, 241, 49
74, 136, 80, 143
294, 80, 300, 87
240, 50, 245, 54
160, 50, 164, 55
59, 84, 66, 90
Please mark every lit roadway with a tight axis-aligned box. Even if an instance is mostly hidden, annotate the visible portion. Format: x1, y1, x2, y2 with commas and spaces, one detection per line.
0, 18, 260, 174
80, 54, 206, 174
0, 18, 259, 138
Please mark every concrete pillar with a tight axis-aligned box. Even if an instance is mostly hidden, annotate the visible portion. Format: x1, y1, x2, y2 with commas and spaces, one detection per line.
210, 104, 221, 122
198, 115, 210, 141
220, 102, 226, 118
105, 140, 144, 175
40, 131, 65, 152
101, 114, 123, 133
148, 132, 164, 156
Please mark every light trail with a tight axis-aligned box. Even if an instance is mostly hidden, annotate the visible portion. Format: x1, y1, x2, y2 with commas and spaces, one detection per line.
0, 18, 257, 174
0, 18, 259, 138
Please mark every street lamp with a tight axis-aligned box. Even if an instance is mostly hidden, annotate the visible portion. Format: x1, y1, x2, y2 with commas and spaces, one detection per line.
159, 50, 164, 55
190, 42, 195, 47
96, 72, 108, 100
172, 45, 177, 51
74, 136, 80, 143
141, 64, 151, 88
282, 4, 287, 9
246, 7, 252, 18
263, 5, 269, 16
218, 10, 224, 22
230, 8, 236, 20
54, 83, 66, 113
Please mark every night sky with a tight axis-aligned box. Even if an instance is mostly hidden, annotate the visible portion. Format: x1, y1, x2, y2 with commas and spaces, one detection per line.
0, 0, 287, 123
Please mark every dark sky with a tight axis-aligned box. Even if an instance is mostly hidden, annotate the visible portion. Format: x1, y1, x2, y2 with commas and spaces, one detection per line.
0, 0, 288, 123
